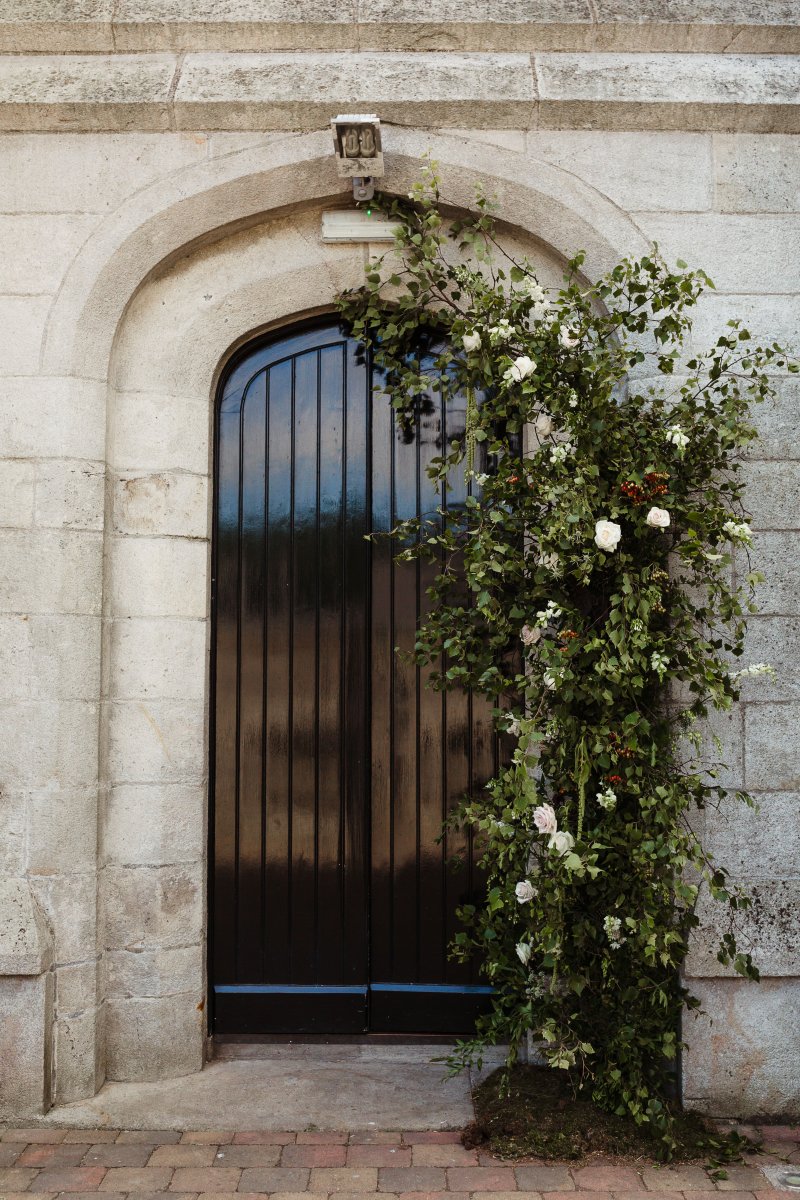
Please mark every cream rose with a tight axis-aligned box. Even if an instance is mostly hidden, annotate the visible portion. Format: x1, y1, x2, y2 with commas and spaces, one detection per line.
646, 507, 670, 529
534, 412, 554, 438
559, 327, 580, 349
549, 830, 575, 856
594, 519, 622, 552
515, 880, 536, 904
533, 803, 557, 836
516, 940, 533, 965
462, 331, 481, 353
503, 355, 536, 384
521, 623, 541, 647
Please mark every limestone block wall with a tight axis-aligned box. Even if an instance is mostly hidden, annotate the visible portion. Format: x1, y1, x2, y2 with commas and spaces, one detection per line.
0, 4, 797, 1121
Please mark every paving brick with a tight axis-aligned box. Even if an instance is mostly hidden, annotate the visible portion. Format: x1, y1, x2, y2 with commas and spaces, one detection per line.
116, 1133, 181, 1146
758, 1128, 800, 1143
448, 1167, 517, 1191
231, 1132, 296, 1145
54, 1193, 127, 1200
18, 1147, 88, 1168
282, 1145, 347, 1168
0, 1167, 39, 1189
81, 1146, 154, 1169
180, 1134, 233, 1146
379, 1167, 448, 1192
401, 1133, 463, 1145
1, 1131, 67, 1144
30, 1167, 108, 1192
517, 1168, 575, 1191
238, 1167, 310, 1192
194, 1194, 264, 1200
474, 1193, 534, 1200
169, 1169, 240, 1192
63, 1133, 120, 1145
310, 1166, 380, 1191
412, 1145, 478, 1167
347, 1146, 412, 1167
349, 1133, 403, 1145
573, 1166, 642, 1191
296, 1133, 349, 1145
209, 1146, 281, 1168
149, 1148, 216, 1169
715, 1170, 771, 1191
267, 1194, 321, 1200
99, 1166, 174, 1191
612, 1192, 683, 1200
642, 1167, 713, 1191
0, 1194, 56, 1200
0, 1145, 22, 1166
677, 1193, 755, 1200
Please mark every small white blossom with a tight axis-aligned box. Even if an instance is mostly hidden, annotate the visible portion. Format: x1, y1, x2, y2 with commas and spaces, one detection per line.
521, 279, 548, 305
549, 830, 575, 856
603, 915, 627, 948
723, 519, 752, 543
488, 319, 514, 343
594, 519, 622, 552
549, 442, 574, 465
567, 389, 579, 408
646, 506, 671, 530
596, 787, 617, 811
666, 424, 689, 450
475, 472, 490, 486
505, 717, 521, 737
543, 670, 558, 691
521, 623, 541, 646
533, 803, 558, 836
503, 354, 537, 384
535, 600, 563, 626
516, 940, 533, 965
733, 661, 776, 679
651, 651, 670, 678
515, 880, 537, 904
559, 327, 580, 350
462, 331, 482, 354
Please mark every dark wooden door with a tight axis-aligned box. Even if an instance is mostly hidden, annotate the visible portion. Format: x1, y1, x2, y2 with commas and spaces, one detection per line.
211, 319, 496, 1035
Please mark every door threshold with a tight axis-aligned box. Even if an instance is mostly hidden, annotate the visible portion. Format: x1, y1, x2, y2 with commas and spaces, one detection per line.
214, 1032, 463, 1048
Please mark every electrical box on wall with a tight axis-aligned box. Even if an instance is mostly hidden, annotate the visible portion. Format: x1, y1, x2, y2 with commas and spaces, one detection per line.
321, 209, 399, 243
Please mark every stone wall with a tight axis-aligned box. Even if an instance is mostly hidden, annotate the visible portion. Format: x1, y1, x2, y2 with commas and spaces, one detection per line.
0, 3, 797, 1121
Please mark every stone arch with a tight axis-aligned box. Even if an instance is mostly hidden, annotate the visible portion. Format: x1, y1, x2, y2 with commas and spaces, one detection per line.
49, 129, 651, 1086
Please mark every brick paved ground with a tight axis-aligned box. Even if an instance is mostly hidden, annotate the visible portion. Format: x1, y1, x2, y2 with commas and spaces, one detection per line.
0, 1125, 797, 1200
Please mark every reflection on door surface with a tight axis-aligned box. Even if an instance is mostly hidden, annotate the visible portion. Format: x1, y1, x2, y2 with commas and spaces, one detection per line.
212, 319, 498, 1034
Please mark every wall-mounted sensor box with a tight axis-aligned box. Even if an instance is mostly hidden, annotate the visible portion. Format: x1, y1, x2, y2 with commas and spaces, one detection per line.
321, 209, 399, 243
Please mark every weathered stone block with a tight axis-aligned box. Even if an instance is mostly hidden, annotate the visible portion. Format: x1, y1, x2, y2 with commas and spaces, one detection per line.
742, 532, 800, 616
715, 133, 800, 213
103, 863, 203, 949
637, 213, 800, 293
34, 461, 105, 533
744, 702, 800, 791
0, 132, 208, 213
105, 992, 204, 1081
0, 53, 174, 132
693, 292, 800, 358
683, 978, 800, 1116
0, 460, 34, 529
113, 0, 358, 51
527, 131, 713, 212
746, 377, 800, 461
107, 536, 208, 618
0, 0, 114, 53
0, 214, 98, 295
740, 460, 800, 530
0, 971, 54, 1118
103, 783, 205, 866
0, 793, 26, 874
106, 698, 205, 784
108, 617, 207, 702
172, 51, 537, 130
359, 0, 593, 52
30, 872, 98, 966
112, 471, 208, 539
106, 944, 203, 998
0, 529, 103, 615
0, 614, 101, 701
737, 618, 800, 702
53, 1007, 103, 1104
0, 297, 51, 376
109, 391, 210, 474
0, 878, 53, 976
705, 791, 800, 881
0, 378, 105, 461
687, 880, 800, 977
0, 700, 99, 788
27, 787, 99, 875
55, 958, 101, 1016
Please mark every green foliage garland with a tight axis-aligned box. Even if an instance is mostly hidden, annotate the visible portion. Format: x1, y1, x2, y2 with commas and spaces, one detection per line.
335, 164, 797, 1150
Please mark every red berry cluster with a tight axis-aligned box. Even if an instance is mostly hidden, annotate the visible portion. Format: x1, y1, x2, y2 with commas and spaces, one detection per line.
608, 732, 634, 759
606, 773, 624, 785
620, 471, 670, 504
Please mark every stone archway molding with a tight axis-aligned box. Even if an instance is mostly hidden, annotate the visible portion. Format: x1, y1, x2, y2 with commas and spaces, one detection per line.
42, 127, 650, 382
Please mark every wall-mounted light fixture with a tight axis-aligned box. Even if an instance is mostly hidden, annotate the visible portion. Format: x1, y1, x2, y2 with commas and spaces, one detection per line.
331, 114, 384, 203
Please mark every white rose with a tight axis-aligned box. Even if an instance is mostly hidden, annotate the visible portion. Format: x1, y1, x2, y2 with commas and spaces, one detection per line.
516, 940, 533, 965
646, 507, 670, 529
515, 880, 536, 904
522, 280, 547, 305
533, 803, 558, 836
506, 717, 521, 737
488, 320, 514, 342
559, 327, 580, 349
594, 519, 622, 552
534, 412, 554, 439
543, 670, 557, 691
502, 354, 536, 384
462, 331, 481, 354
548, 830, 575, 857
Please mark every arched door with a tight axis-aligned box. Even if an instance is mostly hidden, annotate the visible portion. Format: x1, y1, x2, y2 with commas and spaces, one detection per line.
211, 319, 497, 1034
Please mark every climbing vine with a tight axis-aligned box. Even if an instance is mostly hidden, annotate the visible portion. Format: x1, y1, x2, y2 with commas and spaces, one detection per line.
335, 164, 797, 1150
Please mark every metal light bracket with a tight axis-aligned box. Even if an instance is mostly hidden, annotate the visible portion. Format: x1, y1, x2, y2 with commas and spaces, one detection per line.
331, 114, 384, 203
